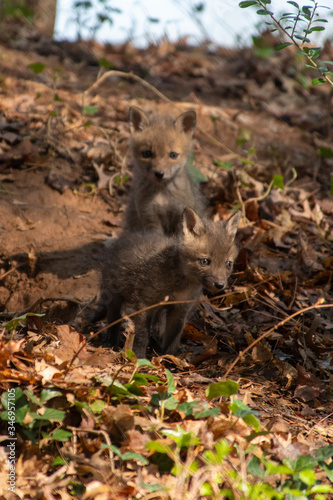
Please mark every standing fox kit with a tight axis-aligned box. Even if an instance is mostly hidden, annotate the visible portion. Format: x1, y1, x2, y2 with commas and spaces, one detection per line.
103, 208, 241, 358
125, 106, 206, 236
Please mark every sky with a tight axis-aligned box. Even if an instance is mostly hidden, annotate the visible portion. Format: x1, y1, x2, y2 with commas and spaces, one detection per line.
54, 0, 333, 48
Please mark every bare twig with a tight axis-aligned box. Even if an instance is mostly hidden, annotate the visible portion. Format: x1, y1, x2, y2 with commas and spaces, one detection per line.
0, 264, 24, 282
222, 299, 332, 379
65, 296, 205, 374
0, 296, 88, 320
67, 426, 115, 473
84, 69, 236, 155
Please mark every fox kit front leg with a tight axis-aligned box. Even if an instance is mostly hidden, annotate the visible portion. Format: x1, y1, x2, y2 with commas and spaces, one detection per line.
161, 303, 192, 355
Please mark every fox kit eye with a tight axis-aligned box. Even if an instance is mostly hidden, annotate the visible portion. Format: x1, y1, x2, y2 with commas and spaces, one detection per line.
169, 152, 179, 159
225, 261, 232, 270
199, 258, 211, 266
142, 150, 152, 158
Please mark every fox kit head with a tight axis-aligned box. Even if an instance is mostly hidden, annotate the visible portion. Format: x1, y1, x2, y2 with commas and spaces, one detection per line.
180, 207, 241, 294
129, 106, 196, 182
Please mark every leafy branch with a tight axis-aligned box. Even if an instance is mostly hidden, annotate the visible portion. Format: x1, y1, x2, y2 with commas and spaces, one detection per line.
239, 0, 333, 87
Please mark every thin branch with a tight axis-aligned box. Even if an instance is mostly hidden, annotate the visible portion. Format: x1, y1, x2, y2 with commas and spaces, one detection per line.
65, 296, 205, 374
67, 426, 115, 473
257, 0, 333, 86
222, 299, 332, 379
84, 69, 236, 155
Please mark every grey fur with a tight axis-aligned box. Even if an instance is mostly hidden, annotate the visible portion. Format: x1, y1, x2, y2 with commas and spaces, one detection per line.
101, 208, 241, 358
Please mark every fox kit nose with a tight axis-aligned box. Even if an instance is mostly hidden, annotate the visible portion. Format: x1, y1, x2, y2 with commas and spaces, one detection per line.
214, 281, 225, 290
154, 170, 164, 179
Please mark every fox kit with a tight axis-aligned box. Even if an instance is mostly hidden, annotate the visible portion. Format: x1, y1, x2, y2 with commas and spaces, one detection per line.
125, 106, 206, 236
101, 207, 241, 358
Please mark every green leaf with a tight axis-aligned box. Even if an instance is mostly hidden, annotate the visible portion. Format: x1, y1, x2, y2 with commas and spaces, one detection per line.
247, 455, 265, 478
29, 408, 65, 421
131, 374, 149, 387
200, 483, 213, 496
308, 47, 321, 59
309, 26, 325, 31
125, 383, 145, 396
90, 400, 105, 413
108, 379, 131, 394
162, 428, 200, 448
206, 380, 239, 399
3, 312, 44, 332
137, 358, 156, 368
28, 62, 46, 74
256, 9, 273, 15
284, 455, 318, 473
318, 60, 333, 66
194, 407, 220, 419
82, 105, 99, 115
52, 456, 67, 466
264, 461, 294, 475
98, 57, 114, 70
299, 468, 315, 486
1, 388, 29, 425
315, 444, 333, 461
229, 399, 257, 419
213, 159, 233, 171
121, 452, 149, 464
50, 429, 72, 442
287, 1, 300, 8
272, 174, 284, 190
101, 444, 121, 454
139, 483, 166, 493
163, 396, 178, 411
24, 389, 42, 407
275, 42, 293, 51
134, 373, 160, 384
124, 349, 136, 361
243, 413, 260, 431
239, 1, 258, 8
310, 484, 333, 494
177, 401, 198, 416
165, 369, 176, 394
146, 441, 173, 454
312, 77, 326, 85
40, 389, 62, 403
302, 5, 312, 18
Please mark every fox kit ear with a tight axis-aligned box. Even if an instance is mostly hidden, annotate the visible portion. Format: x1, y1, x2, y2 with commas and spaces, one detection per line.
225, 211, 241, 239
174, 110, 196, 135
182, 206, 205, 237
129, 106, 149, 133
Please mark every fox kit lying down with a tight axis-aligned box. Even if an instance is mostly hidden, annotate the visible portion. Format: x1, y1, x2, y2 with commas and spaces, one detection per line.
102, 207, 241, 358
125, 106, 206, 236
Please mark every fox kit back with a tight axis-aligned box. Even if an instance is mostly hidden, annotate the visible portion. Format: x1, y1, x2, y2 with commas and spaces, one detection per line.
125, 107, 206, 236
102, 208, 241, 358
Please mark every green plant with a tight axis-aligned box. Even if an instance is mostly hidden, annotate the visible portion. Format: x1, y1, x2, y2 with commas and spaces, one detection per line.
239, 0, 333, 87
1, 387, 71, 443
3, 312, 45, 333
70, 0, 121, 41
0, 0, 33, 21
2, 365, 333, 499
